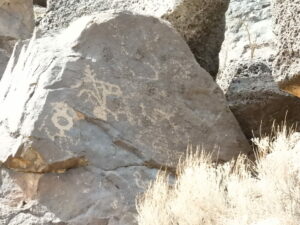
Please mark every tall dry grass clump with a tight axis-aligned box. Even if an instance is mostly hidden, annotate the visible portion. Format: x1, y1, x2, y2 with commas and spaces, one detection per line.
136, 125, 300, 225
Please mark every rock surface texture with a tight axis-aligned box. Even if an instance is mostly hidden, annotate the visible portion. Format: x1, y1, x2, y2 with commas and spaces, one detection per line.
0, 13, 250, 224
0, 49, 8, 78
217, 0, 300, 138
272, 0, 300, 97
39, 0, 230, 78
0, 0, 34, 39
0, 0, 34, 79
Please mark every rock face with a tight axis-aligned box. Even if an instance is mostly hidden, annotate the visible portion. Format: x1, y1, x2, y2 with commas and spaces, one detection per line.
33, 5, 46, 26
0, 37, 16, 79
0, 13, 250, 224
0, 0, 34, 78
0, 0, 34, 40
218, 60, 300, 138
272, 0, 300, 97
218, 0, 275, 67
0, 49, 8, 78
39, 0, 230, 78
217, 0, 300, 138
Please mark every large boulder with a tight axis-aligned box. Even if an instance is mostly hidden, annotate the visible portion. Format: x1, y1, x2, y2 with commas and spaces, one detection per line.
272, 0, 300, 97
217, 0, 300, 138
39, 0, 230, 78
0, 12, 250, 224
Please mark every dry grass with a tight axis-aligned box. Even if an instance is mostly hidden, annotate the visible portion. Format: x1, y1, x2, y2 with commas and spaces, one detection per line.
136, 125, 300, 225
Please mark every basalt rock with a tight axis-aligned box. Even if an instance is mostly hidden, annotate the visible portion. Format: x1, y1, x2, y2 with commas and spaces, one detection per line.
272, 0, 300, 97
0, 13, 250, 224
218, 60, 300, 138
39, 0, 230, 78
0, 0, 34, 79
0, 48, 8, 78
217, 0, 300, 138
0, 0, 34, 40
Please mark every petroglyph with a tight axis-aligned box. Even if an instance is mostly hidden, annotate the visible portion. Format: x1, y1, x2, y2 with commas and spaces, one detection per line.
133, 171, 148, 189
38, 102, 81, 152
139, 103, 173, 125
51, 102, 75, 137
79, 64, 122, 120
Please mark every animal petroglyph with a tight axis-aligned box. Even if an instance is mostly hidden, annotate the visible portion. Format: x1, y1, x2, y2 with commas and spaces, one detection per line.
79, 64, 122, 120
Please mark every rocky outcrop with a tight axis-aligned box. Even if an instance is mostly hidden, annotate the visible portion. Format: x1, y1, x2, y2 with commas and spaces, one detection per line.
39, 0, 230, 78
272, 0, 300, 97
217, 0, 300, 138
0, 0, 34, 78
0, 12, 250, 224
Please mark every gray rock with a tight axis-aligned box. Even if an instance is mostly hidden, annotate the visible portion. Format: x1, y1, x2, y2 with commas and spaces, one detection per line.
0, 0, 34, 39
0, 48, 9, 79
0, 12, 250, 224
0, 166, 157, 225
218, 0, 275, 68
33, 5, 46, 26
0, 0, 35, 80
39, 0, 230, 78
272, 0, 300, 97
218, 60, 300, 138
217, 0, 300, 138
0, 37, 17, 79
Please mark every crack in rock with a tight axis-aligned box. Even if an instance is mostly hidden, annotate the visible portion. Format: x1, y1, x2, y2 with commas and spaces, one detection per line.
1, 147, 88, 174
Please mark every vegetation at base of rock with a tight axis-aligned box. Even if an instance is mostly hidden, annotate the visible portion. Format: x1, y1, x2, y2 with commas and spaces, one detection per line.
136, 125, 300, 225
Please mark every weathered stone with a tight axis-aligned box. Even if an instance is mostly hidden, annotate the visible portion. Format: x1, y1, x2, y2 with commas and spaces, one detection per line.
0, 169, 62, 224
0, 13, 250, 224
218, 60, 300, 138
0, 0, 34, 39
0, 37, 16, 79
272, 0, 300, 97
0, 166, 157, 225
0, 0, 34, 80
39, 0, 230, 78
34, 5, 46, 26
218, 0, 275, 68
217, 0, 300, 138
0, 48, 9, 79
